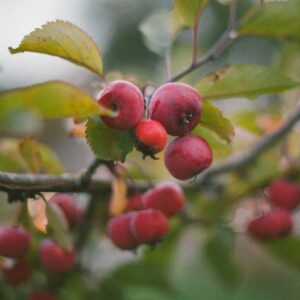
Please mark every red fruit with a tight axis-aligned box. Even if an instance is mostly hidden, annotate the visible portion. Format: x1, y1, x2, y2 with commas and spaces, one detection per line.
149, 83, 202, 136
142, 182, 185, 217
108, 213, 138, 249
2, 259, 32, 286
127, 194, 144, 211
248, 209, 292, 241
130, 209, 169, 244
97, 80, 144, 130
0, 225, 31, 258
164, 135, 213, 180
28, 290, 57, 300
266, 179, 300, 210
135, 120, 167, 157
49, 193, 82, 228
39, 240, 76, 272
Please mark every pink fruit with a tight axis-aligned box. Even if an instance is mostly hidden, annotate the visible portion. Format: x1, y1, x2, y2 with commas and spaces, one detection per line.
39, 240, 76, 272
2, 259, 32, 286
108, 213, 138, 250
130, 209, 169, 244
149, 83, 202, 136
142, 182, 185, 217
126, 194, 144, 212
164, 135, 213, 180
49, 193, 83, 228
97, 80, 144, 130
266, 179, 300, 210
248, 208, 292, 241
0, 225, 31, 258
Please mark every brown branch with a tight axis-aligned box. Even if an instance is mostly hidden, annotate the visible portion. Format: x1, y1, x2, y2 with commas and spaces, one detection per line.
1, 104, 299, 194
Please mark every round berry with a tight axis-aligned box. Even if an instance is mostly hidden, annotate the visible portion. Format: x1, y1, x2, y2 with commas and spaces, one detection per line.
142, 182, 185, 217
97, 80, 144, 130
0, 225, 31, 258
108, 213, 138, 250
135, 120, 167, 157
149, 83, 202, 136
164, 135, 213, 180
39, 239, 76, 272
266, 179, 300, 210
126, 194, 144, 212
2, 259, 32, 286
49, 193, 83, 228
248, 208, 292, 241
130, 209, 169, 244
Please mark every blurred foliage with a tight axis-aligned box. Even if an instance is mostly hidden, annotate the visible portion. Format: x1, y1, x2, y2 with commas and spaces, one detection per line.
0, 0, 300, 299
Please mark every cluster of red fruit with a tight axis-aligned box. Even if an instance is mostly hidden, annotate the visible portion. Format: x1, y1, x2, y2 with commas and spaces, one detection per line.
97, 80, 213, 180
0, 194, 82, 300
108, 182, 185, 249
248, 178, 300, 241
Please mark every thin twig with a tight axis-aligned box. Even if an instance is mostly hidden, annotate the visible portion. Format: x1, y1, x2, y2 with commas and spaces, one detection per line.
168, 2, 238, 83
228, 0, 237, 30
79, 158, 103, 187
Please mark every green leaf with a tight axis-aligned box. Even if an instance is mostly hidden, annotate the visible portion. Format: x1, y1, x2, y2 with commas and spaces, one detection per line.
203, 229, 239, 287
86, 116, 135, 162
197, 101, 234, 143
139, 10, 171, 56
196, 64, 299, 100
239, 0, 300, 41
46, 202, 73, 251
0, 81, 112, 120
9, 20, 104, 77
173, 0, 208, 28
192, 126, 231, 158
266, 236, 300, 273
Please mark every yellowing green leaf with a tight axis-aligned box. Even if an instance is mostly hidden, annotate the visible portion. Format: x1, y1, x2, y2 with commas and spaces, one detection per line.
196, 64, 299, 100
239, 0, 300, 41
19, 138, 43, 174
0, 81, 111, 120
0, 138, 63, 174
173, 0, 208, 28
86, 116, 135, 162
46, 202, 73, 251
9, 20, 104, 77
197, 101, 234, 143
19, 137, 63, 175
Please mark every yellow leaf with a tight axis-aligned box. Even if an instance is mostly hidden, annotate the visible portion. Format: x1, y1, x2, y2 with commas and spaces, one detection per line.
27, 195, 52, 233
109, 178, 128, 216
